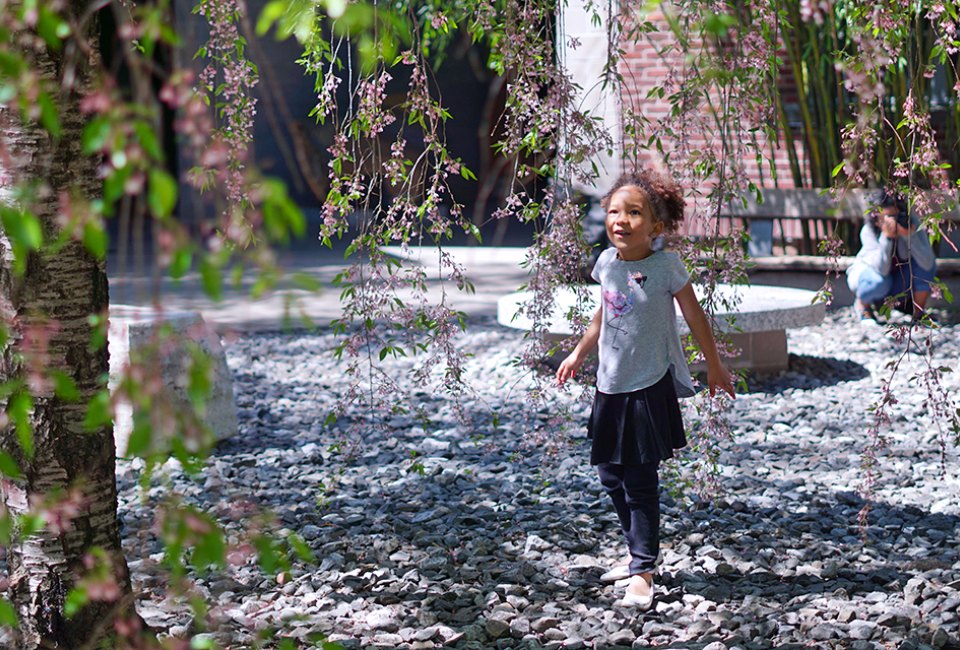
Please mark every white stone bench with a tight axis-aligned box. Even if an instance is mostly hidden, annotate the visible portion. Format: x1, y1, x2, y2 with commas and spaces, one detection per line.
497, 284, 826, 372
109, 306, 238, 457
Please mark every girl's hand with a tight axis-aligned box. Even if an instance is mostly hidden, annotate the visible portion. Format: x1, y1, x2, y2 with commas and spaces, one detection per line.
707, 363, 737, 398
556, 352, 584, 386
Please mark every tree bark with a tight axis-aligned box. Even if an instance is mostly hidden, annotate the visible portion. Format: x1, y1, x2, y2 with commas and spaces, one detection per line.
0, 3, 134, 648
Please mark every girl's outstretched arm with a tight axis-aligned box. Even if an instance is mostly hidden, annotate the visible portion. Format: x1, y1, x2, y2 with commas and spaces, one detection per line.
556, 307, 602, 385
673, 282, 736, 398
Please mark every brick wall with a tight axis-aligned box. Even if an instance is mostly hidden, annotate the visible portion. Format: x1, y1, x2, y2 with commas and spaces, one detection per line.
616, 10, 813, 240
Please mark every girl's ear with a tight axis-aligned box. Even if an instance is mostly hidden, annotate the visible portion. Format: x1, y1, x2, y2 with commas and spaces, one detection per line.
653, 221, 665, 236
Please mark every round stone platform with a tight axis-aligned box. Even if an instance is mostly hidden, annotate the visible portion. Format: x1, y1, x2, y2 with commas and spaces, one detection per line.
497, 284, 826, 372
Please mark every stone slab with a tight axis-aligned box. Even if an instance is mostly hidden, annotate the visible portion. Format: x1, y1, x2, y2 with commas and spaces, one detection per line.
496, 283, 826, 337
719, 330, 789, 373
109, 305, 238, 457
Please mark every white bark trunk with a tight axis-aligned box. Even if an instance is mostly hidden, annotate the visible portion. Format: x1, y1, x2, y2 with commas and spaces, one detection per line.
0, 4, 135, 647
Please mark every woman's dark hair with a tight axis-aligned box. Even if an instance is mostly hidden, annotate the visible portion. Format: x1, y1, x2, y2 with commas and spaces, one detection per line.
875, 187, 910, 229
601, 169, 685, 234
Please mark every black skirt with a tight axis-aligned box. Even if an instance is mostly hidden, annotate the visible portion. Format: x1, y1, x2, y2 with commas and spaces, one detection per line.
588, 371, 686, 466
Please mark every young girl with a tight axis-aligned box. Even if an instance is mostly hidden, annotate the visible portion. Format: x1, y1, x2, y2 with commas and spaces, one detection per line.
556, 170, 736, 609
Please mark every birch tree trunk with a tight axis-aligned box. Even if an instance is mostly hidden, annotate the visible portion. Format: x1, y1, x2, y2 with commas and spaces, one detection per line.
0, 3, 135, 647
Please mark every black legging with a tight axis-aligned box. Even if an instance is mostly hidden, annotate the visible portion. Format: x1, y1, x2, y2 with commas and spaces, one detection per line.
596, 462, 660, 575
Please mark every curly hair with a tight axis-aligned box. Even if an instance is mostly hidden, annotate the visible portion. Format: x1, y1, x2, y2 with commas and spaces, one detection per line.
600, 170, 686, 234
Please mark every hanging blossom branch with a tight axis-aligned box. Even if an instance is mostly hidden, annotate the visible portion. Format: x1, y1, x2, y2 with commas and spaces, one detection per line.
192, 0, 260, 241
814, 1, 960, 514
278, 0, 614, 455
480, 0, 614, 454
292, 6, 487, 442
604, 0, 783, 496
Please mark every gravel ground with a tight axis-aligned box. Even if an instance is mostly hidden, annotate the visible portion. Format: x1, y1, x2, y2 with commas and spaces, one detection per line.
117, 308, 960, 650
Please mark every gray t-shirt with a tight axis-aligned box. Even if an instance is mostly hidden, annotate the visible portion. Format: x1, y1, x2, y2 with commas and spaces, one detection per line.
591, 247, 696, 397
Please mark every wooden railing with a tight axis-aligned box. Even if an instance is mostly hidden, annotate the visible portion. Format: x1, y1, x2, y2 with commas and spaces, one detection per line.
709, 189, 960, 274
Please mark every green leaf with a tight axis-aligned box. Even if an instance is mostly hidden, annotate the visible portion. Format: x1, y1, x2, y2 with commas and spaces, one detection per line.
82, 220, 108, 260
199, 257, 223, 300
290, 272, 321, 292
0, 50, 26, 77
37, 7, 70, 50
148, 169, 178, 219
125, 413, 152, 458
37, 90, 61, 139
186, 351, 212, 411
702, 12, 737, 38
103, 165, 132, 207
191, 637, 216, 650
170, 247, 193, 279
254, 535, 285, 574
466, 222, 483, 243
261, 179, 306, 242
49, 370, 80, 402
256, 0, 287, 36
16, 512, 43, 538
8, 391, 34, 459
287, 533, 316, 563
0, 205, 43, 249
0, 206, 42, 274
0, 510, 12, 545
0, 452, 20, 479
88, 313, 108, 351
134, 121, 163, 161
83, 390, 112, 432
81, 117, 111, 154
191, 522, 226, 571
0, 598, 16, 629
64, 586, 88, 618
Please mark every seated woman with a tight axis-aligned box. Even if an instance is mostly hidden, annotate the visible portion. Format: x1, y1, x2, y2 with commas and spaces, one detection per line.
846, 189, 937, 324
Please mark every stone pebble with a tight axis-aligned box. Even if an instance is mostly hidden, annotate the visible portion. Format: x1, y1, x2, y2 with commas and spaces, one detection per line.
111, 309, 960, 649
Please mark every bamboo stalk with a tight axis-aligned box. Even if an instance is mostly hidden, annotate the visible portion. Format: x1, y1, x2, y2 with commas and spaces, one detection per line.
783, 8, 824, 187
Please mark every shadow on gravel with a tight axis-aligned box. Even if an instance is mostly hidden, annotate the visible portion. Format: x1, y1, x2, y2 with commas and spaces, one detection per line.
737, 354, 870, 394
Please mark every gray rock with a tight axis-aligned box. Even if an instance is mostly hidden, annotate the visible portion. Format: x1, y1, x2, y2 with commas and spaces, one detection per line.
849, 620, 878, 640
931, 626, 950, 648
532, 617, 561, 633
809, 623, 840, 641
114, 316, 960, 650
485, 617, 510, 639
609, 629, 636, 645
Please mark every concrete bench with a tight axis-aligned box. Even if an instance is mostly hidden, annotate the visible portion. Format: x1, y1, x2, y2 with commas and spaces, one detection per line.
497, 284, 826, 372
108, 306, 238, 457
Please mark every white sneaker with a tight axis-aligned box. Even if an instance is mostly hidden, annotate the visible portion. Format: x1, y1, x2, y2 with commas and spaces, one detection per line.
599, 564, 631, 583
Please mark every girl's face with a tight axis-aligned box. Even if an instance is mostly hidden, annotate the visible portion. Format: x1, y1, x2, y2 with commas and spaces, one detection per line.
605, 185, 664, 261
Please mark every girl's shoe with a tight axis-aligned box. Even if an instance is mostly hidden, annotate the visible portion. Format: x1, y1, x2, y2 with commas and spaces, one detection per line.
600, 564, 631, 583
621, 578, 655, 610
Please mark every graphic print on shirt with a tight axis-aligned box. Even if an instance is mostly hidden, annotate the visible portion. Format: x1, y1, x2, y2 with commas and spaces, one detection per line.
631, 271, 647, 288
602, 289, 634, 350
